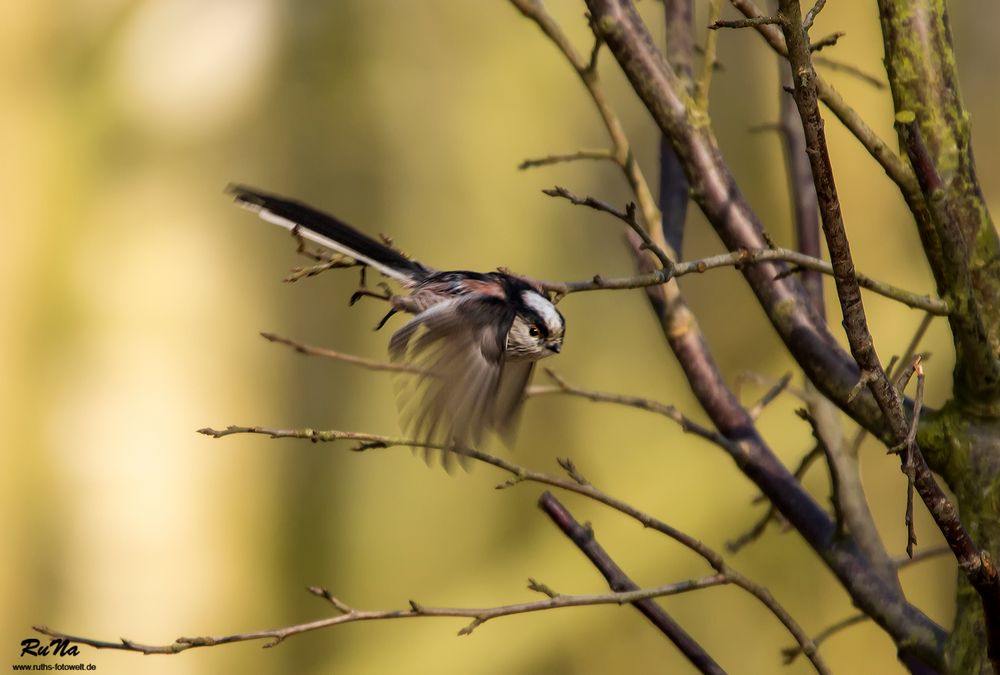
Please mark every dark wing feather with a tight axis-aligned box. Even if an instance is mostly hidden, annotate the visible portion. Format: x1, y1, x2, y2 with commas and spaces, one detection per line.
491, 360, 535, 445
389, 295, 516, 469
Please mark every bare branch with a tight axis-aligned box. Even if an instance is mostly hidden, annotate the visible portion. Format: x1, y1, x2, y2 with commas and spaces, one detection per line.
783, 614, 867, 664
508, 0, 661, 234
510, 21, 871, 665
667, 248, 946, 314
747, 372, 792, 420
895, 358, 926, 559
802, 0, 827, 32
727, 444, 822, 552
527, 369, 735, 451
710, 16, 781, 30
537, 245, 949, 315
809, 31, 843, 53
518, 149, 615, 170
33, 575, 729, 655
812, 56, 885, 89
777, 0, 1000, 662
199, 423, 826, 671
660, 0, 694, 254
582, 1, 945, 663
542, 186, 674, 271
283, 256, 357, 283
259, 332, 426, 375
539, 492, 728, 675
727, 0, 921, 200
695, 0, 723, 110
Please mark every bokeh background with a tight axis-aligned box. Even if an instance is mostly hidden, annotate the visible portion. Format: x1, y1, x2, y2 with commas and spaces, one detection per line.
4, 1, 999, 673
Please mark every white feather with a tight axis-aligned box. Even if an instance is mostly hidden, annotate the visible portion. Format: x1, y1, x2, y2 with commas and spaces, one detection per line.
522, 290, 564, 334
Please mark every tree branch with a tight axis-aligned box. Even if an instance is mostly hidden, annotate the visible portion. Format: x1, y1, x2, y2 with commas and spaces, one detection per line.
539, 492, 728, 675
782, 548, 953, 664
33, 575, 730, 655
660, 0, 694, 255
542, 186, 674, 270
536, 244, 947, 314
259, 332, 426, 374
726, 0, 921, 201
518, 149, 615, 170
772, 39, 901, 590
198, 423, 828, 671
527, 369, 737, 450
580, 2, 945, 665
879, 0, 1000, 413
777, 1, 1000, 667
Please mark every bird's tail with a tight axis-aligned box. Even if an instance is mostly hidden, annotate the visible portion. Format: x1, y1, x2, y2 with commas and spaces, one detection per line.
227, 184, 430, 285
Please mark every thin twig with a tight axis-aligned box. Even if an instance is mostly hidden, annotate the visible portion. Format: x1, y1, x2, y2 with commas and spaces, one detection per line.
781, 547, 952, 663
259, 332, 426, 375
710, 16, 781, 29
896, 358, 925, 559
735, 371, 810, 406
899, 546, 950, 568
34, 576, 729, 655
508, 0, 662, 242
538, 246, 948, 314
747, 372, 792, 420
696, 0, 723, 110
843, 312, 934, 465
812, 56, 885, 88
802, 0, 827, 32
783, 614, 867, 664
542, 186, 674, 271
809, 31, 843, 52
527, 369, 735, 451
727, 444, 823, 552
518, 149, 616, 170
283, 256, 357, 283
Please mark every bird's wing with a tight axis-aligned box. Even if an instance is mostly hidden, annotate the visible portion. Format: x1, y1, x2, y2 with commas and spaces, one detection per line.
492, 360, 535, 446
389, 294, 516, 469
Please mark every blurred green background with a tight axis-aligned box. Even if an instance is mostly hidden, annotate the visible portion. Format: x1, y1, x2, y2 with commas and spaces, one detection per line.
5, 1, 999, 673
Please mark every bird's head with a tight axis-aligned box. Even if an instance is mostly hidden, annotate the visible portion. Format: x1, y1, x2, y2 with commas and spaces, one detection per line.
507, 290, 565, 360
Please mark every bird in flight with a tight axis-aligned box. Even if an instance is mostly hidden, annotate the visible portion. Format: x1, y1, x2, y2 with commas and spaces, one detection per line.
228, 185, 565, 466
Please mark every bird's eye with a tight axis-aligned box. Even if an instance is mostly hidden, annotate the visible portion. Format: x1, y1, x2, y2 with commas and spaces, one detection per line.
528, 326, 540, 338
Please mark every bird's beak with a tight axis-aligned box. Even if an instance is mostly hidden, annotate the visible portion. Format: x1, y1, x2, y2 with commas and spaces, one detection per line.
548, 343, 561, 354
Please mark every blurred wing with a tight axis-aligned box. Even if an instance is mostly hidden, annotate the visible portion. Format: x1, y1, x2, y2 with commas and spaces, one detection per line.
389, 295, 515, 469
492, 360, 535, 446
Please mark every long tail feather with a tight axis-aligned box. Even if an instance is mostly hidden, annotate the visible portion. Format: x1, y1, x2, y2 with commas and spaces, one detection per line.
227, 184, 430, 285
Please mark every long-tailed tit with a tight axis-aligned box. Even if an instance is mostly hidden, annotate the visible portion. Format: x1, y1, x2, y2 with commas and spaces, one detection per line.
228, 185, 565, 463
